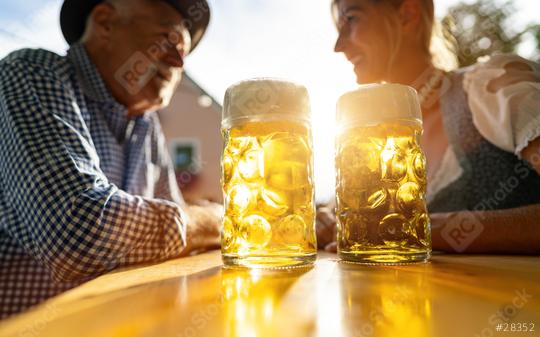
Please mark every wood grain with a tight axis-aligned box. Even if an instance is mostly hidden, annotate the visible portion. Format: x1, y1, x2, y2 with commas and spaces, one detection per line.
1, 251, 538, 337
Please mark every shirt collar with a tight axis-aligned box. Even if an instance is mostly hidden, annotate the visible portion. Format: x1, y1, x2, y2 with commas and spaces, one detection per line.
67, 43, 133, 142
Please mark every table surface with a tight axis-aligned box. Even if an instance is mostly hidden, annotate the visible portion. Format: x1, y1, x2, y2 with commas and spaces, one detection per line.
0, 251, 539, 337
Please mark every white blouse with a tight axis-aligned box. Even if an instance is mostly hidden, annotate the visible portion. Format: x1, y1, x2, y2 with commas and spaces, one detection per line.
464, 54, 540, 157
427, 54, 540, 200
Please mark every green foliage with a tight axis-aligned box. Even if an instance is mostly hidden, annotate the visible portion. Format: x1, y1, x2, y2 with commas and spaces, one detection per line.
442, 0, 538, 67
529, 24, 540, 63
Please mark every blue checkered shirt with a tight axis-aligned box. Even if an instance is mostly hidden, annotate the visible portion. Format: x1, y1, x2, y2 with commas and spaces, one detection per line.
0, 43, 188, 319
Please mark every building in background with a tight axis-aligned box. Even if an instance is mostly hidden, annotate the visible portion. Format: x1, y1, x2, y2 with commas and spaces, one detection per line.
159, 74, 223, 203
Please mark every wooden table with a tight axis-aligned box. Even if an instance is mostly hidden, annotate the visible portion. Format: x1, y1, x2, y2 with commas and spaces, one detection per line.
0, 251, 538, 337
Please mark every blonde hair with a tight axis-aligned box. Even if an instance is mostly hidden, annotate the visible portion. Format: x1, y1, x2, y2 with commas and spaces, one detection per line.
431, 18, 458, 71
332, 0, 458, 71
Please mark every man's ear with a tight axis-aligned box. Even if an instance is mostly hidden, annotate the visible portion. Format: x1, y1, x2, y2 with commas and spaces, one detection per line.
398, 0, 422, 33
87, 2, 117, 42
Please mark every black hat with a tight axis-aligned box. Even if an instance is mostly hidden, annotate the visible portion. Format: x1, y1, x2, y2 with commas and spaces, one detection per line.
60, 0, 210, 52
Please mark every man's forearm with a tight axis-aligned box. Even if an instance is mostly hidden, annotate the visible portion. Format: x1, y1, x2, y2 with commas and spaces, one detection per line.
43, 186, 188, 282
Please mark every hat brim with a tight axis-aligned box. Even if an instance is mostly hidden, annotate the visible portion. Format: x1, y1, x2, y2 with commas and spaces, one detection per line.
60, 0, 210, 52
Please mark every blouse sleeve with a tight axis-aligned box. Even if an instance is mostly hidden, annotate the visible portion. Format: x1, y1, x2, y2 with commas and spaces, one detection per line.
463, 54, 540, 157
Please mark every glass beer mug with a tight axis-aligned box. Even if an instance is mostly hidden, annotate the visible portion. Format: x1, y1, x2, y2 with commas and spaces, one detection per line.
336, 84, 431, 264
221, 79, 317, 268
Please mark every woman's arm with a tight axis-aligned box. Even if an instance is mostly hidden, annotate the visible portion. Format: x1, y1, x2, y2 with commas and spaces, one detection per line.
317, 137, 540, 254
317, 203, 540, 254
522, 136, 540, 174
431, 204, 540, 254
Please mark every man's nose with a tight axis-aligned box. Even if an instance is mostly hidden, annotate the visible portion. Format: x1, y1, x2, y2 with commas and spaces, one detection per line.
163, 47, 185, 69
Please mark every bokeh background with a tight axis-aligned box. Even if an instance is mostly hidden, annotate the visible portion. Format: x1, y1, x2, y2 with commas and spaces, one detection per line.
1, 0, 539, 203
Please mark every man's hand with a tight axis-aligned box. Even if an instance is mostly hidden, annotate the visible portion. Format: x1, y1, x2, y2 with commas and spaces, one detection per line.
181, 202, 223, 256
316, 207, 338, 252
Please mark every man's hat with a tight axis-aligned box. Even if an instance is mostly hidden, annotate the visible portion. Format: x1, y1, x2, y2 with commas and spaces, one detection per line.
60, 0, 210, 52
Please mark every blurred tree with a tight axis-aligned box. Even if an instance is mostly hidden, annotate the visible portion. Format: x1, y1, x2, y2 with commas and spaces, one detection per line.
529, 24, 540, 63
441, 0, 534, 67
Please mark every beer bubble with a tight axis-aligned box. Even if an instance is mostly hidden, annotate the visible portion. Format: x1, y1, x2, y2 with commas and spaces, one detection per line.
238, 148, 264, 182
412, 151, 427, 182
365, 189, 390, 212
338, 211, 368, 246
263, 133, 310, 190
228, 136, 256, 157
222, 154, 235, 186
226, 184, 253, 216
340, 141, 381, 188
257, 188, 289, 217
415, 212, 430, 246
274, 214, 306, 245
381, 138, 408, 182
379, 213, 408, 246
222, 216, 236, 250
239, 215, 272, 248
396, 182, 423, 215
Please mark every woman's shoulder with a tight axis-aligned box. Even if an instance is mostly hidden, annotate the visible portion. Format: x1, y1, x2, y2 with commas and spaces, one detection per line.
463, 54, 539, 90
456, 54, 540, 156
469, 53, 538, 71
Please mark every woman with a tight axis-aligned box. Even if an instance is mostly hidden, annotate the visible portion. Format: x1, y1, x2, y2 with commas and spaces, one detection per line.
317, 0, 540, 254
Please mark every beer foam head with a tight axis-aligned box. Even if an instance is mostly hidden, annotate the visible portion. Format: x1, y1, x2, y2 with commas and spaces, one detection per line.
223, 78, 311, 127
337, 84, 422, 129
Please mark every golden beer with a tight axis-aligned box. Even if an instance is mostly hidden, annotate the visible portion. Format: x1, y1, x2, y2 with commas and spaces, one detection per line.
221, 79, 316, 268
336, 84, 431, 263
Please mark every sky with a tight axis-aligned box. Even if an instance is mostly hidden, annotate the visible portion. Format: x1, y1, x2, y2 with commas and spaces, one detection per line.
0, 0, 539, 202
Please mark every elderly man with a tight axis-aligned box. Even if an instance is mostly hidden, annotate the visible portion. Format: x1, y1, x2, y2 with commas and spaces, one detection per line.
0, 0, 221, 318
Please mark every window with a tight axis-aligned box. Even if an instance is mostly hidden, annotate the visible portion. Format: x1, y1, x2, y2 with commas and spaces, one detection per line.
170, 139, 201, 173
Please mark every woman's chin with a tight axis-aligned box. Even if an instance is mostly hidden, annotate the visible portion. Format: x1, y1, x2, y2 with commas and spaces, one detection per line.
354, 69, 377, 85
355, 74, 372, 85
354, 69, 373, 85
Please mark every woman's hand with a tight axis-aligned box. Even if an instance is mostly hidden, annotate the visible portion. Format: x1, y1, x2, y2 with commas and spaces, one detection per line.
316, 207, 338, 252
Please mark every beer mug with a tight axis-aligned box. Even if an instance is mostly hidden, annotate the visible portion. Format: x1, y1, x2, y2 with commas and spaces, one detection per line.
221, 79, 317, 268
336, 84, 431, 263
